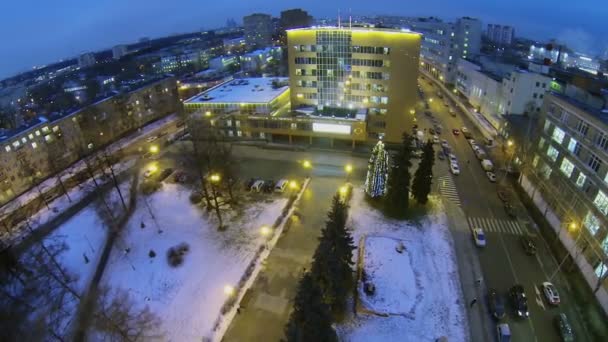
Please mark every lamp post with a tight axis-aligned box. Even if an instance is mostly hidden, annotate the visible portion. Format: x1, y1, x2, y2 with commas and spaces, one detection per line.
209, 173, 223, 229
500, 140, 515, 184
550, 222, 583, 281
302, 160, 312, 177
345, 164, 353, 182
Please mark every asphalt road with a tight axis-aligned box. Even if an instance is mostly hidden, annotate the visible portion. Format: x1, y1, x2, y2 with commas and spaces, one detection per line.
419, 76, 593, 342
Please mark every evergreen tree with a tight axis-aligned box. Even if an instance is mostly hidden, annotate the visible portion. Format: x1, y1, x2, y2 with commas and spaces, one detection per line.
412, 140, 435, 204
285, 273, 337, 342
311, 195, 355, 313
364, 140, 390, 198
385, 133, 414, 216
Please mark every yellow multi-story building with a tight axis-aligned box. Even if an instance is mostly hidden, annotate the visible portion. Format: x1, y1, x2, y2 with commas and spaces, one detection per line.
288, 26, 421, 143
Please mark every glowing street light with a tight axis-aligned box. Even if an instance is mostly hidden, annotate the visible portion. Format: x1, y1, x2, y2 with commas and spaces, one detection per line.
205, 111, 212, 117
260, 225, 271, 236
339, 185, 349, 196
568, 222, 578, 232
210, 173, 221, 183
223, 285, 235, 296
149, 145, 159, 154
289, 180, 298, 190
507, 140, 514, 147
429, 98, 433, 103
345, 164, 353, 174
148, 164, 158, 173
303, 160, 312, 169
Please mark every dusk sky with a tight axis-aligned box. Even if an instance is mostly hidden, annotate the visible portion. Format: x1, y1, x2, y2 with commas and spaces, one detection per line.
1, 0, 607, 79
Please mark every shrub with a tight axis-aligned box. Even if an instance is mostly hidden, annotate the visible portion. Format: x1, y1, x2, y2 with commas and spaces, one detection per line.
167, 242, 190, 267
189, 191, 203, 204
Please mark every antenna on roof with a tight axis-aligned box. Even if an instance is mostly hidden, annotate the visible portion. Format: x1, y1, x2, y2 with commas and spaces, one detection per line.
338, 9, 341, 28
349, 8, 352, 29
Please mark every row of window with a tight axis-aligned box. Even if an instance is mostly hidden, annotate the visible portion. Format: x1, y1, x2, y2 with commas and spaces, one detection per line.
350, 59, 390, 68
4, 126, 59, 152
294, 45, 391, 55
351, 71, 391, 80
294, 57, 390, 68
349, 83, 388, 92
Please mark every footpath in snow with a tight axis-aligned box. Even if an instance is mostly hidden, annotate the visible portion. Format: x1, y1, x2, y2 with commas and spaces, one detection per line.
337, 188, 470, 342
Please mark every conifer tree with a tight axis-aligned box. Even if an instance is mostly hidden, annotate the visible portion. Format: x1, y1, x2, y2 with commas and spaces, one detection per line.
412, 140, 435, 204
385, 133, 414, 216
364, 140, 389, 198
285, 273, 337, 342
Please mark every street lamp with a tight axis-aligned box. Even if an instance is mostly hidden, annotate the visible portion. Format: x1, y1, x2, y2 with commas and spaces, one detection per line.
205, 111, 212, 117
260, 225, 271, 237
289, 180, 298, 190
339, 185, 348, 196
550, 221, 583, 281
507, 140, 514, 147
303, 160, 311, 169
223, 285, 235, 296
210, 173, 221, 183
429, 98, 433, 103
149, 145, 159, 154
209, 173, 223, 228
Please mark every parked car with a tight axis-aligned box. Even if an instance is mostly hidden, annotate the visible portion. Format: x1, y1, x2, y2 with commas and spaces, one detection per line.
274, 179, 289, 192
441, 139, 449, 149
449, 153, 458, 164
496, 323, 512, 342
468, 138, 476, 146
413, 150, 423, 158
450, 163, 460, 175
542, 282, 561, 305
250, 180, 265, 192
509, 285, 529, 318
520, 236, 537, 255
432, 135, 440, 144
449, 108, 457, 117
473, 227, 486, 247
452, 128, 460, 135
504, 202, 517, 218
244, 178, 258, 191
461, 127, 469, 134
429, 128, 436, 135
146, 135, 158, 143
554, 313, 575, 342
488, 288, 506, 320
158, 168, 174, 181
463, 131, 473, 139
262, 180, 275, 193
486, 171, 497, 182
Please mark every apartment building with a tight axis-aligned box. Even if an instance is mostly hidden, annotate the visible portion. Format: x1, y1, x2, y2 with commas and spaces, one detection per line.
486, 24, 514, 45
243, 13, 273, 49
0, 77, 179, 205
522, 91, 608, 308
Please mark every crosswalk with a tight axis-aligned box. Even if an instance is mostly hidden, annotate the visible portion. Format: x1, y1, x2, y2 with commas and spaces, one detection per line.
467, 217, 526, 235
437, 175, 461, 206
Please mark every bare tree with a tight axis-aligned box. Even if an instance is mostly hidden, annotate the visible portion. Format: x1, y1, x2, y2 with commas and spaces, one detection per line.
89, 286, 163, 342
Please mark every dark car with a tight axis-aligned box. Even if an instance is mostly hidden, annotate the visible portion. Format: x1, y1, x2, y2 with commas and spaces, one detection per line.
429, 128, 436, 135
262, 180, 275, 193
158, 168, 174, 182
173, 170, 188, 183
509, 285, 529, 318
463, 131, 473, 139
497, 190, 510, 202
554, 313, 575, 342
504, 202, 517, 218
488, 288, 506, 320
520, 236, 537, 255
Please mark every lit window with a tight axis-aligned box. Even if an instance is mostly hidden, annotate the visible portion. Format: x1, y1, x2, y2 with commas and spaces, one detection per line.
551, 127, 565, 144
568, 138, 578, 153
31, 142, 37, 149
4, 145, 10, 152
12, 141, 20, 147
546, 146, 559, 162
28, 133, 34, 139
52, 126, 59, 132
21, 137, 27, 143
35, 130, 41, 136
560, 158, 574, 178
532, 155, 539, 168
584, 211, 600, 235
595, 263, 607, 278
42, 126, 50, 133
593, 190, 608, 215
576, 172, 586, 188
538, 137, 546, 150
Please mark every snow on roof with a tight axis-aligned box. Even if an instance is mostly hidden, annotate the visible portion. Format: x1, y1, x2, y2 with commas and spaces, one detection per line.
184, 77, 289, 104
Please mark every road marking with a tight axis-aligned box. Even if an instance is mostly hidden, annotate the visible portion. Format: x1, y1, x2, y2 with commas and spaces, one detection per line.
534, 285, 546, 310
467, 217, 526, 236
438, 175, 461, 206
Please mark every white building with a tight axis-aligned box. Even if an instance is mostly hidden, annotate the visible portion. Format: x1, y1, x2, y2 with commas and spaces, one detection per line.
209, 55, 238, 72
486, 24, 514, 45
78, 53, 96, 68
499, 66, 552, 116
240, 47, 282, 73
112, 44, 129, 60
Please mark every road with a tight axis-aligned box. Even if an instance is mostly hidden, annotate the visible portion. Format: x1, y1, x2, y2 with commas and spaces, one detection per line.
419, 76, 593, 341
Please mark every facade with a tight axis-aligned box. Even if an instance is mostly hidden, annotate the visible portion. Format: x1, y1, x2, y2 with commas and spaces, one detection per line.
528, 44, 571, 66
209, 55, 238, 72
158, 50, 210, 73
404, 17, 481, 83
112, 44, 129, 60
499, 68, 551, 116
486, 24, 514, 45
78, 53, 96, 68
241, 47, 282, 73
456, 59, 504, 129
522, 92, 608, 308
280, 9, 313, 32
223, 37, 246, 54
243, 13, 273, 49
0, 78, 179, 205
287, 27, 421, 143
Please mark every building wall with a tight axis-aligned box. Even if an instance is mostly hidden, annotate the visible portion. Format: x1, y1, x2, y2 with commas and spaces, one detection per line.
525, 92, 608, 297
500, 71, 551, 115
456, 59, 503, 128
487, 24, 514, 45
0, 78, 179, 205
243, 13, 273, 49
287, 28, 421, 143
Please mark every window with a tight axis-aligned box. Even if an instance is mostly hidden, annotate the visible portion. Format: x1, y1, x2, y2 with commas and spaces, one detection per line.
536, 82, 540, 87
560, 158, 574, 178
552, 127, 565, 144
540, 163, 552, 179
28, 133, 34, 139
596, 132, 608, 151
595, 263, 607, 278
380, 97, 389, 104
588, 153, 602, 172
12, 141, 20, 148
568, 138, 578, 153
576, 172, 587, 188
547, 146, 559, 162
4, 145, 10, 152
543, 120, 550, 132
533, 93, 538, 99
31, 142, 37, 149
259, 132, 265, 139
576, 119, 589, 136
237, 130, 242, 137
538, 137, 546, 150
532, 155, 539, 168
584, 211, 600, 235
593, 190, 608, 215
21, 137, 26, 143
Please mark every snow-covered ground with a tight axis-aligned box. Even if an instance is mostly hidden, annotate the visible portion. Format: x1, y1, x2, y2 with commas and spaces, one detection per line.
101, 183, 288, 341
337, 188, 469, 342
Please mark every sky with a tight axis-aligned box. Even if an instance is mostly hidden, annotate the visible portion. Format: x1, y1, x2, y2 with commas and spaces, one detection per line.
1, 0, 607, 80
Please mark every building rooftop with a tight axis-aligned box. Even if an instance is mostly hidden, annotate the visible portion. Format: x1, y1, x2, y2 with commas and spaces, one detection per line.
551, 91, 608, 126
287, 26, 422, 36
184, 77, 289, 104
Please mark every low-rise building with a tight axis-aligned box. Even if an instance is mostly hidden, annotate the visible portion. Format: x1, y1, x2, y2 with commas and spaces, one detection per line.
78, 53, 96, 69
486, 24, 514, 45
0, 77, 179, 205
112, 44, 129, 60
499, 65, 552, 116
209, 55, 239, 72
240, 47, 282, 73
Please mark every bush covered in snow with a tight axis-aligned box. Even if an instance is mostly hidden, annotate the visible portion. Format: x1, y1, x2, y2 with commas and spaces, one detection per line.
166, 242, 190, 267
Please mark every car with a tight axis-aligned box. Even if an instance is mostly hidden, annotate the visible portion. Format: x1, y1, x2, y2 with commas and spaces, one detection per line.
542, 282, 561, 305
449, 108, 457, 117
554, 313, 575, 342
472, 227, 486, 246
250, 180, 265, 192
496, 323, 512, 342
509, 285, 529, 318
441, 139, 449, 149
158, 168, 174, 181
461, 127, 469, 134
274, 179, 289, 192
449, 153, 458, 164
450, 162, 460, 175
432, 135, 440, 144
468, 138, 476, 146
244, 178, 258, 190
504, 202, 517, 218
425, 110, 432, 116
434, 125, 443, 134
143, 169, 155, 178
262, 180, 275, 193
429, 128, 436, 135
452, 128, 460, 135
520, 236, 537, 255
488, 288, 506, 320
443, 102, 449, 107
486, 171, 497, 182
146, 135, 158, 143
413, 150, 423, 158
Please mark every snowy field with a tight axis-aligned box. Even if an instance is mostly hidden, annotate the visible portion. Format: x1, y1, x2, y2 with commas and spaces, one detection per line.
101, 183, 288, 341
337, 188, 469, 342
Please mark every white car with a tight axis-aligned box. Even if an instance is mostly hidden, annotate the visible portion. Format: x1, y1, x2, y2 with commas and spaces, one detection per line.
461, 127, 469, 134
146, 135, 158, 143
450, 162, 460, 175
143, 169, 154, 178
542, 282, 560, 305
468, 139, 476, 146
432, 135, 440, 144
486, 171, 497, 182
441, 139, 449, 149
449, 153, 458, 164
274, 179, 289, 192
473, 228, 486, 247
250, 180, 265, 192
